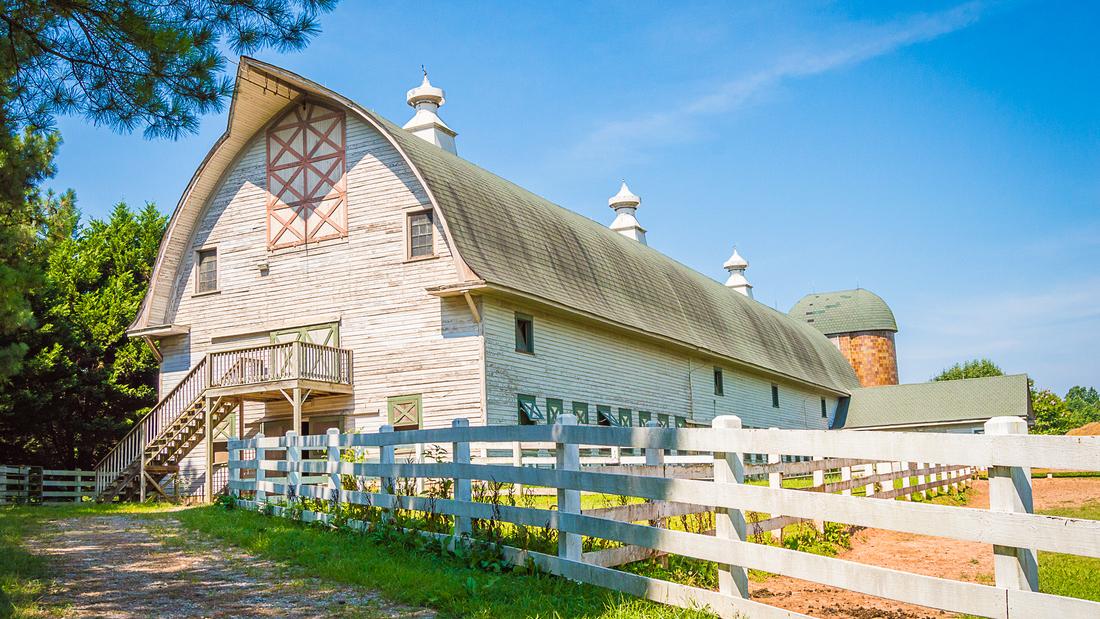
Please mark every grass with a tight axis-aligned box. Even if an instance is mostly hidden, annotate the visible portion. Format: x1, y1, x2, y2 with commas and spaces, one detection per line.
1037, 500, 1100, 602
0, 503, 169, 619
175, 505, 717, 619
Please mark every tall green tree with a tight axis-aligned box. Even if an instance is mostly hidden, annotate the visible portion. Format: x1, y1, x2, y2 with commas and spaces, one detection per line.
931, 358, 1004, 382
1031, 388, 1071, 435
0, 200, 166, 467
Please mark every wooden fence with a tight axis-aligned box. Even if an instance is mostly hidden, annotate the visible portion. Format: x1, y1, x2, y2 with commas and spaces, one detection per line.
1, 465, 95, 504
228, 416, 1100, 619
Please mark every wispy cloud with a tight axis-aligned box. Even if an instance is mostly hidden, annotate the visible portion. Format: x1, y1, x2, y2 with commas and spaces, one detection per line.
899, 276, 1100, 392
572, 2, 986, 162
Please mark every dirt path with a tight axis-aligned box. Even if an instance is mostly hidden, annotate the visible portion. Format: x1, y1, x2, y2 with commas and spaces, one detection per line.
752, 477, 1100, 618
30, 514, 434, 619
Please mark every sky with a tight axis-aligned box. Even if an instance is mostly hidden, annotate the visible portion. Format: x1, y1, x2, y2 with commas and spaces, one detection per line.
48, 1, 1100, 394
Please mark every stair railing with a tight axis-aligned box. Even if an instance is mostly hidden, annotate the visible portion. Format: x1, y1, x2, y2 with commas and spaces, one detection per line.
93, 358, 209, 496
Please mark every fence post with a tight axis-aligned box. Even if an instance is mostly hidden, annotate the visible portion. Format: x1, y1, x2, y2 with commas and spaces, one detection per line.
916, 461, 927, 500
326, 428, 341, 504
0, 465, 8, 506
556, 413, 581, 562
228, 439, 239, 499
864, 463, 875, 498
380, 424, 395, 523
713, 415, 749, 598
812, 455, 825, 533
898, 462, 910, 500
452, 419, 472, 539
985, 416, 1038, 591
841, 465, 852, 497
644, 420, 664, 466
254, 433, 266, 505
512, 440, 523, 496
767, 427, 782, 541
286, 431, 300, 505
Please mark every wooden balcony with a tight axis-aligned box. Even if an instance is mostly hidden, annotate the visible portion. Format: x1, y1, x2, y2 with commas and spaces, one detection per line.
205, 341, 354, 400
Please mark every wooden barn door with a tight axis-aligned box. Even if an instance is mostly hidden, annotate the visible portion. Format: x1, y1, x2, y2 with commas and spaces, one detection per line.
270, 323, 341, 378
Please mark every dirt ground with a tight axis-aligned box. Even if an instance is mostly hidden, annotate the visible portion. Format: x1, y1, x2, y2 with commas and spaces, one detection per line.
751, 477, 1100, 619
31, 514, 434, 619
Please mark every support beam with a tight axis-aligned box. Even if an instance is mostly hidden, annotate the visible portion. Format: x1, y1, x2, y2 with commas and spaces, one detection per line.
292, 387, 303, 434
204, 396, 214, 502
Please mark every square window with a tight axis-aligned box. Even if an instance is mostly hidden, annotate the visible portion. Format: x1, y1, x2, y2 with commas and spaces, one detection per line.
408, 211, 434, 258
617, 408, 633, 427
771, 384, 780, 408
596, 405, 620, 426
515, 313, 534, 353
713, 367, 724, 396
518, 394, 545, 425
572, 401, 589, 424
387, 394, 422, 431
196, 248, 217, 293
546, 398, 563, 424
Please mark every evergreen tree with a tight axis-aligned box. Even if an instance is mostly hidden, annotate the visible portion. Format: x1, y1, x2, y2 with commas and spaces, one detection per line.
0, 200, 166, 467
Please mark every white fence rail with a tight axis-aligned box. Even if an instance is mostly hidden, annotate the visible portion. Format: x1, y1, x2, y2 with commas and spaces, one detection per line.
1, 465, 95, 504
228, 416, 1100, 619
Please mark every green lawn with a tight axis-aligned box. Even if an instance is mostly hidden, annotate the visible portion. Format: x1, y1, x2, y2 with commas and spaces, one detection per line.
175, 505, 714, 619
1037, 500, 1100, 601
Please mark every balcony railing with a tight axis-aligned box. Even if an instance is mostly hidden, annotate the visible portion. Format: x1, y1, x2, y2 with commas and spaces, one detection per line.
208, 341, 353, 389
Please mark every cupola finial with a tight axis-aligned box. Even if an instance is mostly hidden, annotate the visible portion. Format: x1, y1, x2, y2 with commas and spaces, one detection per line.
404, 69, 457, 154
723, 246, 753, 298
608, 181, 647, 244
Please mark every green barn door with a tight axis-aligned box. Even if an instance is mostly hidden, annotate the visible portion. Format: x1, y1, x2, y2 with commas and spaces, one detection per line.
270, 322, 341, 379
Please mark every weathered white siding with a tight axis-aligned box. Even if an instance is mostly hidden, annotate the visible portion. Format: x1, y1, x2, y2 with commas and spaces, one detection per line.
160, 111, 484, 487
482, 297, 836, 431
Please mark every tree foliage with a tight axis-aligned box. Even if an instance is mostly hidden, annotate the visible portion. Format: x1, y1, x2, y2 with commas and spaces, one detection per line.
2, 0, 336, 138
931, 358, 1004, 382
0, 199, 166, 468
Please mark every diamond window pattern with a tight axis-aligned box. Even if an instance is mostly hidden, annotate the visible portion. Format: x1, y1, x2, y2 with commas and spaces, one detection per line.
266, 102, 348, 249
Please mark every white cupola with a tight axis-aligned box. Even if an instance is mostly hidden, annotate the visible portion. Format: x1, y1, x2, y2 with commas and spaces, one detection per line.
723, 247, 753, 298
403, 69, 457, 154
608, 182, 647, 244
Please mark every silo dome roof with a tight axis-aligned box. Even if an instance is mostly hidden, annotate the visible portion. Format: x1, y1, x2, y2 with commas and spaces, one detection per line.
789, 289, 897, 336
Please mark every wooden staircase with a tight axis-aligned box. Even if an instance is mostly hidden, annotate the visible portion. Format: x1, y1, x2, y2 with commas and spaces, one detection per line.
96, 398, 236, 502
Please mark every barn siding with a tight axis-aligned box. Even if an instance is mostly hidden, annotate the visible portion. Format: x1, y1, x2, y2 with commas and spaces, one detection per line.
482, 297, 836, 432
159, 113, 484, 480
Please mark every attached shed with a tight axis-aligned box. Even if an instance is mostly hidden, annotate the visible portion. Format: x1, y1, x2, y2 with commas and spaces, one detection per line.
833, 374, 1032, 433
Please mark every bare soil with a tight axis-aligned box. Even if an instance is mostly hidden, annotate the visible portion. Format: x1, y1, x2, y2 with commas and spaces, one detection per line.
751, 477, 1100, 618
30, 514, 433, 619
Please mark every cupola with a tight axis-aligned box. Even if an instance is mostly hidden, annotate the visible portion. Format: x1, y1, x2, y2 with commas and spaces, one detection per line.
403, 69, 457, 154
608, 182, 647, 244
723, 247, 753, 298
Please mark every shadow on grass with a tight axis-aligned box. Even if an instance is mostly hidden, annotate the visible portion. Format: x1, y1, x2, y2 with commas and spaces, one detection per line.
174, 505, 716, 619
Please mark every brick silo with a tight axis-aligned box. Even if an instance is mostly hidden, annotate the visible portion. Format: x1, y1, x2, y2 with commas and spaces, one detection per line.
789, 289, 899, 387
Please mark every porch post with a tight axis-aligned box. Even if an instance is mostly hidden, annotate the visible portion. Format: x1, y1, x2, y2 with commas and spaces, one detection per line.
292, 387, 303, 434
204, 396, 214, 502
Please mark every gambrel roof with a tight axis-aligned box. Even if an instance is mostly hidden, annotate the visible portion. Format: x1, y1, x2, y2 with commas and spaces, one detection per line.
131, 57, 860, 394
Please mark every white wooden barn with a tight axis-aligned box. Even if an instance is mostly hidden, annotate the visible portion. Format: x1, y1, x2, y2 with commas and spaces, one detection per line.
96, 58, 1028, 501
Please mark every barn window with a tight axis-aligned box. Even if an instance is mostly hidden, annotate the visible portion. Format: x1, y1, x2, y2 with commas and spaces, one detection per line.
387, 394, 421, 431
546, 398, 563, 424
266, 101, 348, 250
771, 384, 780, 408
713, 367, 724, 396
596, 405, 619, 426
407, 210, 434, 258
572, 401, 589, 424
196, 248, 218, 294
821, 398, 828, 418
517, 394, 545, 425
515, 313, 534, 353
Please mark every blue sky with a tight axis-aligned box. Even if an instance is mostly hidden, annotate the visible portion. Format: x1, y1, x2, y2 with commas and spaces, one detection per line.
49, 1, 1099, 393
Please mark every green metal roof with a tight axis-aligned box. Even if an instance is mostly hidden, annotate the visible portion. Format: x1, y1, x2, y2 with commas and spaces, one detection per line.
789, 289, 898, 336
360, 113, 861, 393
835, 374, 1031, 429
